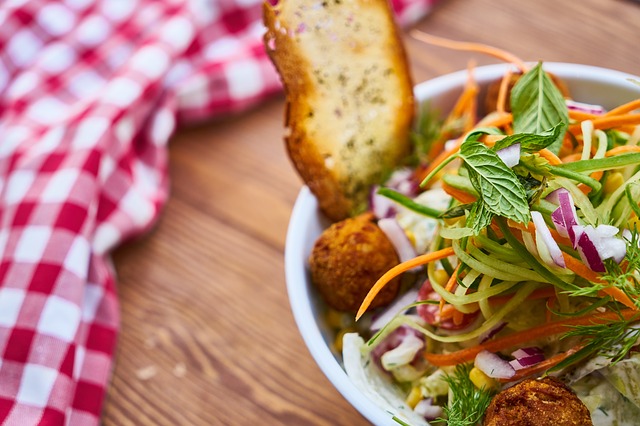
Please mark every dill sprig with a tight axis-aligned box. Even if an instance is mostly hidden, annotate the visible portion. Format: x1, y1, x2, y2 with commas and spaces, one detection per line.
431, 363, 495, 426
551, 311, 640, 373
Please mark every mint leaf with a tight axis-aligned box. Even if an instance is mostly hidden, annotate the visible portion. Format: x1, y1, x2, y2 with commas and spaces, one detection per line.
493, 122, 564, 152
466, 201, 494, 234
465, 126, 504, 142
459, 140, 530, 224
511, 63, 568, 154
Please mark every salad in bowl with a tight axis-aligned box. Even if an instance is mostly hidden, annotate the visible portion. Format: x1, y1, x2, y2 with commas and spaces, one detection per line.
286, 59, 640, 426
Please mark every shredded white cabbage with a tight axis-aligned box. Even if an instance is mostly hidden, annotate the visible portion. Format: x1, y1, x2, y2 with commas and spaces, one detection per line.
342, 333, 430, 426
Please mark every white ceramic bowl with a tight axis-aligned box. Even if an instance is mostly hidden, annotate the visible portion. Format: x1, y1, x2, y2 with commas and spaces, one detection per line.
285, 63, 640, 425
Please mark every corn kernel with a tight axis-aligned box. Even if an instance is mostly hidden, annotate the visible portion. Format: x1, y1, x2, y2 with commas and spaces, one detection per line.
326, 309, 353, 329
333, 327, 356, 353
405, 386, 423, 409
431, 269, 450, 287
469, 367, 498, 391
604, 172, 624, 195
406, 230, 417, 247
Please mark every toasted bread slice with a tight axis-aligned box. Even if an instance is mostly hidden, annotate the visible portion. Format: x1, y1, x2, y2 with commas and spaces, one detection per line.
264, 0, 414, 221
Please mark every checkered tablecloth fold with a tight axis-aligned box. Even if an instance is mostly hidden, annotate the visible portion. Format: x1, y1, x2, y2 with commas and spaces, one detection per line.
0, 0, 439, 424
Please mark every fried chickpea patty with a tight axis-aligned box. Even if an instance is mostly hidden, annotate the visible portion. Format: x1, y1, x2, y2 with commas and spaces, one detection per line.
484, 377, 592, 426
309, 214, 400, 312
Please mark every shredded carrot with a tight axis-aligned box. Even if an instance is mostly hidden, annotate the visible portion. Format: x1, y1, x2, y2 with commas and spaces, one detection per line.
561, 152, 582, 163
356, 247, 456, 320
439, 265, 461, 313
605, 145, 640, 157
569, 114, 640, 132
558, 134, 576, 158
562, 252, 601, 282
604, 98, 640, 116
477, 112, 513, 129
498, 345, 581, 382
441, 181, 477, 204
449, 61, 480, 135
479, 134, 506, 146
599, 286, 638, 310
569, 110, 598, 121
538, 148, 563, 165
410, 31, 529, 73
496, 68, 513, 114
424, 308, 638, 366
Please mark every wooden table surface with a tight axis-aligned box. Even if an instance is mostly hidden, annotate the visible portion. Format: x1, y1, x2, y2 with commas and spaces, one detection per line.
103, 0, 640, 424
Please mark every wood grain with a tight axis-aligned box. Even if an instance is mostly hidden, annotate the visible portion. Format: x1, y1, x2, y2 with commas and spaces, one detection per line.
103, 0, 640, 424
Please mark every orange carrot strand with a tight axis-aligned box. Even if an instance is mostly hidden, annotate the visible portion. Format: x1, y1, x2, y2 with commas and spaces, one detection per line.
356, 247, 456, 320
410, 31, 528, 73
439, 264, 461, 313
605, 145, 640, 157
538, 148, 563, 165
424, 308, 638, 366
569, 114, 640, 132
604, 98, 640, 116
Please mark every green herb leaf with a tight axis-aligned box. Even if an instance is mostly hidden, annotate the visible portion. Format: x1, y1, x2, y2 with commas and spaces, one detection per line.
466, 201, 494, 235
441, 202, 475, 219
459, 140, 530, 224
510, 62, 569, 154
552, 312, 640, 373
493, 122, 564, 152
432, 363, 495, 426
465, 126, 504, 142
518, 174, 546, 205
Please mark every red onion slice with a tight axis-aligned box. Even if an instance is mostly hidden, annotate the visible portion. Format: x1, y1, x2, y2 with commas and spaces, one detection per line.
479, 321, 507, 343
509, 347, 545, 370
577, 225, 627, 270
474, 350, 515, 379
531, 211, 566, 268
545, 188, 562, 204
414, 398, 444, 421
378, 218, 417, 264
566, 99, 606, 115
556, 189, 580, 245
496, 143, 521, 168
576, 228, 606, 272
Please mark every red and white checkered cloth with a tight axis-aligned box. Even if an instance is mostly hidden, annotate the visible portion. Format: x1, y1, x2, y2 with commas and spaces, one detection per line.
0, 0, 438, 424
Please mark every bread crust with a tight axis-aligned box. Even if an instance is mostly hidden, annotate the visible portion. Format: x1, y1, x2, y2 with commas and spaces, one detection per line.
264, 0, 414, 221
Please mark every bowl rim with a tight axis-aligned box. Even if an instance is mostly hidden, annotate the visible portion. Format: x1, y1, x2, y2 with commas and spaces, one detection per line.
285, 62, 640, 426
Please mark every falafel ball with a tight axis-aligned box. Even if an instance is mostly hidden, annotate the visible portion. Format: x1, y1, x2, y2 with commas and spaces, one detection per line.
484, 376, 593, 426
309, 214, 401, 312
